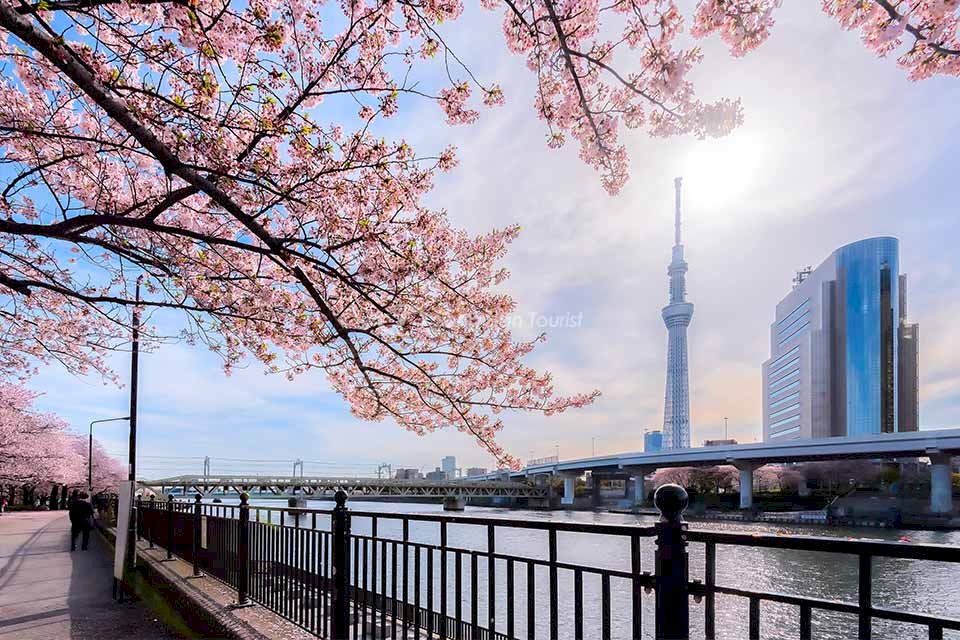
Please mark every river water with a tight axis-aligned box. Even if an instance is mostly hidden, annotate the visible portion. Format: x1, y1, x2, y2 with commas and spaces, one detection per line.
236, 498, 959, 640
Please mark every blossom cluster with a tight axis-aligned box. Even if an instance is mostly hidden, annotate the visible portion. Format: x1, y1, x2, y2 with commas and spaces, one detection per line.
693, 0, 960, 80
0, 381, 124, 490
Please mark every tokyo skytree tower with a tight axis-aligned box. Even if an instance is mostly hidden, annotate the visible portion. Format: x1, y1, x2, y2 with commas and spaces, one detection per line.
661, 177, 694, 450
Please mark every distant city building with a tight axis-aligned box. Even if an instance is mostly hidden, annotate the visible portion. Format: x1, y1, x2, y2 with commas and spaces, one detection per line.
661, 178, 694, 450
703, 439, 738, 447
644, 430, 664, 453
898, 275, 920, 433
441, 456, 457, 480
466, 467, 488, 477
394, 468, 422, 480
426, 467, 447, 481
528, 455, 559, 466
762, 237, 920, 441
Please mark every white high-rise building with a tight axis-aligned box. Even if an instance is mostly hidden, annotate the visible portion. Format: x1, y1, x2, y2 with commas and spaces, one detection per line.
661, 178, 694, 450
441, 456, 457, 480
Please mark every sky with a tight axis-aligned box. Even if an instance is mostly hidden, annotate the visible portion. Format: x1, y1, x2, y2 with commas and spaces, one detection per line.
31, 2, 960, 478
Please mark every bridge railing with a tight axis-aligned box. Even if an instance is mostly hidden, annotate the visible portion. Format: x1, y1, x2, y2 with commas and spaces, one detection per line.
134, 487, 960, 640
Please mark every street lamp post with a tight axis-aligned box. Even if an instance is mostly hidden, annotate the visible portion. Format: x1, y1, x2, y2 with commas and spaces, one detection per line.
126, 274, 144, 575
88, 417, 130, 493
129, 275, 143, 487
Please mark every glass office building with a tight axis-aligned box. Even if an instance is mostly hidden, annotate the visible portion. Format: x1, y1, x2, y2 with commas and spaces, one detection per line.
837, 237, 899, 436
762, 237, 919, 441
644, 430, 663, 453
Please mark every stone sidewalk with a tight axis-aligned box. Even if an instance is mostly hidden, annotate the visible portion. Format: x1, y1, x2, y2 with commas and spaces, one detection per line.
0, 510, 180, 639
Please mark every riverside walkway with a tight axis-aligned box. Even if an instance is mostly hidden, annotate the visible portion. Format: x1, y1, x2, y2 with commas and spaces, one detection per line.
0, 510, 178, 639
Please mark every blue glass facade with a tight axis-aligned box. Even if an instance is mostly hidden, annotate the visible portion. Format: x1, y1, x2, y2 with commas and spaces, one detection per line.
764, 236, 916, 442
644, 430, 663, 453
837, 237, 899, 436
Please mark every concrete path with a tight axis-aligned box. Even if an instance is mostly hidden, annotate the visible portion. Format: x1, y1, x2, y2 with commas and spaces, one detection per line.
0, 510, 180, 639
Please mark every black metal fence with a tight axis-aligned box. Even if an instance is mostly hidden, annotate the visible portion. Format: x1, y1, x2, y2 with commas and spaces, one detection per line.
134, 485, 960, 640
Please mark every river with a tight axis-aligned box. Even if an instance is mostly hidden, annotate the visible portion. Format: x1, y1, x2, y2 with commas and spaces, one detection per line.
234, 498, 959, 639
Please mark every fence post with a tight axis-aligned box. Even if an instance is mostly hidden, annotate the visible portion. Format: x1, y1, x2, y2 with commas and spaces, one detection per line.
331, 490, 351, 640
654, 484, 690, 640
192, 494, 203, 577
236, 492, 251, 606
166, 493, 174, 560
136, 495, 142, 541
148, 495, 155, 548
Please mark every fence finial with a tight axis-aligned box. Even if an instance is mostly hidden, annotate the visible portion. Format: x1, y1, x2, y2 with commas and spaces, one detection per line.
334, 489, 348, 508
654, 483, 690, 639
654, 484, 688, 523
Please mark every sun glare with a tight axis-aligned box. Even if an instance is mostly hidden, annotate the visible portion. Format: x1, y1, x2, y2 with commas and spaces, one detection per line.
681, 131, 767, 214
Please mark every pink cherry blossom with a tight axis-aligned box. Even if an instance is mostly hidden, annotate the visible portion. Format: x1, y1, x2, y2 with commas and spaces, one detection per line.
0, 381, 122, 489
694, 0, 959, 80
0, 0, 952, 469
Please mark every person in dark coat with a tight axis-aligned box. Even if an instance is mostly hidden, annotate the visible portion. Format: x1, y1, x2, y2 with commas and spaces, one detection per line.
68, 491, 95, 551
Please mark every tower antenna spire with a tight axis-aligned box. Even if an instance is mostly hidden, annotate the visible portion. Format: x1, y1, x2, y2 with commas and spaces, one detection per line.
674, 176, 682, 246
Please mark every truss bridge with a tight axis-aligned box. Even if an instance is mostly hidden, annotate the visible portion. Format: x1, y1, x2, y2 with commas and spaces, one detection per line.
139, 475, 546, 502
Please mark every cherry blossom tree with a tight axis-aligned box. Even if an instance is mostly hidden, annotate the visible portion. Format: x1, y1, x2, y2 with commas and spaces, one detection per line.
0, 381, 82, 485
0, 380, 123, 493
652, 466, 694, 489
801, 460, 880, 491
754, 465, 789, 493
82, 438, 126, 493
695, 465, 738, 493
653, 465, 738, 494
764, 464, 803, 493
495, 0, 958, 192
695, 1, 959, 82
0, 0, 953, 467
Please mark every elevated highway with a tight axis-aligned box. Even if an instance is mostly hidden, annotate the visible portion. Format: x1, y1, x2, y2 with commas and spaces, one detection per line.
484, 428, 960, 513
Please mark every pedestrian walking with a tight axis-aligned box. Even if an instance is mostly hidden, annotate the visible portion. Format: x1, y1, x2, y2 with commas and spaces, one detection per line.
69, 491, 95, 551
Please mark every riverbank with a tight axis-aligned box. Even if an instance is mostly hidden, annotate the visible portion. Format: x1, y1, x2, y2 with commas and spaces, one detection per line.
608, 506, 960, 530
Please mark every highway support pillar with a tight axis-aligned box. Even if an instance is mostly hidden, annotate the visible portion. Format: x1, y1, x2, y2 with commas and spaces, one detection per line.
734, 462, 761, 510
633, 472, 648, 505
560, 473, 577, 506
591, 473, 603, 508
930, 454, 954, 514
443, 495, 466, 511
622, 466, 654, 506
